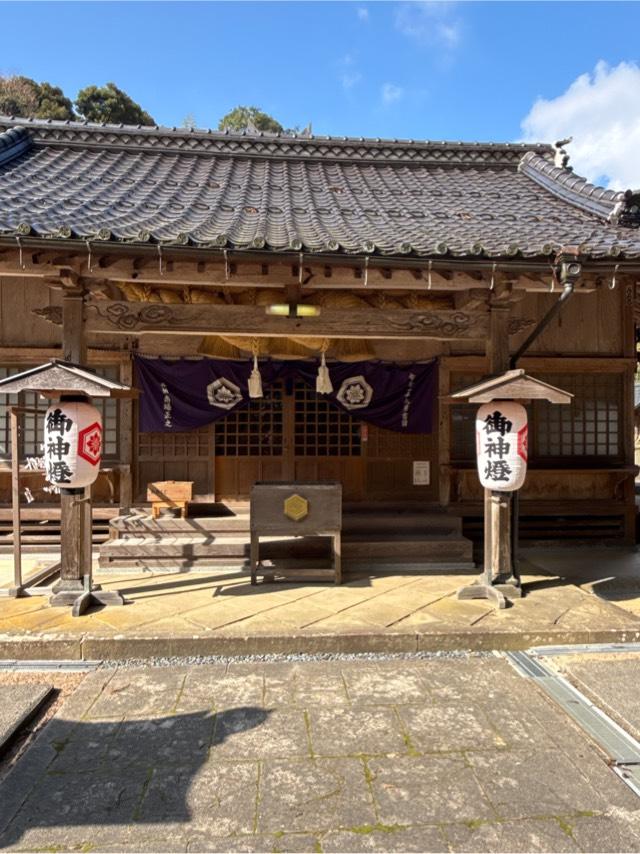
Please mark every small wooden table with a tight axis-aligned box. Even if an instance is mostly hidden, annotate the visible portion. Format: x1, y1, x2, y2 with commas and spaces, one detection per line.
147, 480, 193, 520
250, 481, 342, 585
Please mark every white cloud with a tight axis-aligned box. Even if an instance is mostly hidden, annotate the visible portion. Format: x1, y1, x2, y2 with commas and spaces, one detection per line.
520, 60, 640, 190
381, 83, 404, 105
356, 6, 369, 22
341, 72, 362, 90
337, 53, 363, 91
395, 1, 461, 50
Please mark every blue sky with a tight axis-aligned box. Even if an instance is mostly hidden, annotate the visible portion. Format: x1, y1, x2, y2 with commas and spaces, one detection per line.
2, 1, 640, 185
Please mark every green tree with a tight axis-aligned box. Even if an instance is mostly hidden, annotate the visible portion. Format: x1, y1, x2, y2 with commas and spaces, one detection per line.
33, 82, 74, 120
0, 76, 74, 120
218, 105, 284, 134
75, 82, 155, 126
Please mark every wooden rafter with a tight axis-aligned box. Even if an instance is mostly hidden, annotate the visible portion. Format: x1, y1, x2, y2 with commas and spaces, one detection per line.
0, 248, 599, 293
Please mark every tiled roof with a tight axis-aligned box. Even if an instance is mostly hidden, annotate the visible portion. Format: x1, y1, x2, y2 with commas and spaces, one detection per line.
0, 116, 638, 261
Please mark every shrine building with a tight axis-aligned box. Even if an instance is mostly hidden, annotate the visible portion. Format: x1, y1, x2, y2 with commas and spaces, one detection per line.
0, 117, 639, 572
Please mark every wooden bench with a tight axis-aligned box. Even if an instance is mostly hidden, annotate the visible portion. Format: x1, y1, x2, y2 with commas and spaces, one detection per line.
147, 480, 193, 520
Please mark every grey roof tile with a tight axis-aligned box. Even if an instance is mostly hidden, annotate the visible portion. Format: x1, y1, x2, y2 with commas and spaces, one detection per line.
0, 117, 638, 260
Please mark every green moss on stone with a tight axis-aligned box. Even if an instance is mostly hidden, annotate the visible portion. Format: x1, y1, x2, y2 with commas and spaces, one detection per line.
349, 823, 403, 835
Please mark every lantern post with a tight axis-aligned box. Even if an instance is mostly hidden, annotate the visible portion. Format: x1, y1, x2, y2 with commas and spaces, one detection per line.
451, 371, 572, 608
0, 361, 137, 615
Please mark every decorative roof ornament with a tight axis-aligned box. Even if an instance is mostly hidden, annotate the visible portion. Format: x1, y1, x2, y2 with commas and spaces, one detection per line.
553, 137, 573, 169
609, 190, 640, 228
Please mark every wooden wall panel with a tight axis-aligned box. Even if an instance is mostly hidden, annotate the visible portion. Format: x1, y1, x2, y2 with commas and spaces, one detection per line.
508, 289, 623, 357
0, 278, 61, 347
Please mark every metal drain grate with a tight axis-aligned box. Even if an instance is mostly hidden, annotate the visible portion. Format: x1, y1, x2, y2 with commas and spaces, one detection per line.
505, 650, 640, 792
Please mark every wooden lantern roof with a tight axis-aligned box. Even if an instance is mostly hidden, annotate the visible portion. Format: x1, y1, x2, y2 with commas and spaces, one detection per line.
0, 360, 137, 398
451, 369, 572, 404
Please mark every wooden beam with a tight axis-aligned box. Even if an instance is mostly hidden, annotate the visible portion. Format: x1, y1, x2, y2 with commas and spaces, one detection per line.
0, 347, 127, 364
0, 249, 580, 293
454, 289, 489, 311
41, 299, 495, 340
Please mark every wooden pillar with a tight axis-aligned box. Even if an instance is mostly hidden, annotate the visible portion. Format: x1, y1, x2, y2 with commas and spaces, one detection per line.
622, 278, 637, 544
119, 357, 133, 515
484, 302, 513, 583
459, 299, 519, 608
438, 360, 451, 507
51, 289, 87, 605
10, 408, 21, 593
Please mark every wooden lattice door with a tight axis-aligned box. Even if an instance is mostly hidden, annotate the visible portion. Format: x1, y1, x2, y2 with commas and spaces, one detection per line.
214, 382, 288, 499
291, 380, 365, 499
136, 425, 213, 500
214, 380, 365, 500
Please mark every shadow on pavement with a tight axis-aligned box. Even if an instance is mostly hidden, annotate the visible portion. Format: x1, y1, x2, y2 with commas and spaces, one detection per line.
0, 706, 271, 847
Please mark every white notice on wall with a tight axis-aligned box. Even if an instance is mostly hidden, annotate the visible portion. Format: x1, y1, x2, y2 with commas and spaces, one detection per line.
413, 461, 430, 486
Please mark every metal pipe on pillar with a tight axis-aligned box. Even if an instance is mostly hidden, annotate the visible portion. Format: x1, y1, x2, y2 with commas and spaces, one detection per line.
451, 252, 579, 608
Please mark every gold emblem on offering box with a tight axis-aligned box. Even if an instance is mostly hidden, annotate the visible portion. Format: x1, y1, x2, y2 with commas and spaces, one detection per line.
283, 494, 309, 522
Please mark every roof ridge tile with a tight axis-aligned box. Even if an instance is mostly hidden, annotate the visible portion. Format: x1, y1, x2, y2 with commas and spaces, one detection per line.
519, 151, 622, 221
0, 115, 551, 167
0, 125, 32, 167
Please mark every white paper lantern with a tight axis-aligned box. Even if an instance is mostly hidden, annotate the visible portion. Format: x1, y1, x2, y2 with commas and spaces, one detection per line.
476, 401, 528, 492
43, 399, 102, 492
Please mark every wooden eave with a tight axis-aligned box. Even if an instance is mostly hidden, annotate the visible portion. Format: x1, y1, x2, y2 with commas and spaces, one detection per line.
0, 360, 137, 398
0, 242, 610, 294
450, 369, 573, 403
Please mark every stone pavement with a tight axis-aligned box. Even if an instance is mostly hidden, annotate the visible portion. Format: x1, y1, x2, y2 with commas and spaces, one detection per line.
2, 656, 640, 852
2, 546, 640, 659
0, 683, 52, 751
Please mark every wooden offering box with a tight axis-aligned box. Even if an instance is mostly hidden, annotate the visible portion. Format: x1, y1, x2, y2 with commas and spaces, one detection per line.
147, 480, 193, 519
250, 481, 342, 585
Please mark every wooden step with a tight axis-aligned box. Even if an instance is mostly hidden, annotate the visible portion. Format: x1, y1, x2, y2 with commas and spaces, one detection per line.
98, 532, 474, 568
0, 506, 118, 521
109, 509, 462, 539
97, 557, 476, 575
0, 520, 111, 553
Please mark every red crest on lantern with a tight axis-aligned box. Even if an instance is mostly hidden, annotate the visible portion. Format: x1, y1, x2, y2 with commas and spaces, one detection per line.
78, 421, 102, 465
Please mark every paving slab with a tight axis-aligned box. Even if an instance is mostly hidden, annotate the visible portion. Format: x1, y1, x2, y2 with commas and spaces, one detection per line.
0, 683, 52, 752
569, 809, 640, 853
257, 757, 377, 834
323, 825, 447, 852
553, 652, 640, 742
308, 705, 408, 756
442, 818, 581, 852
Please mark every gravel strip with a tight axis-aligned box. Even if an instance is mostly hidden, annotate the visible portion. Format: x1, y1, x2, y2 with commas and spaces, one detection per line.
98, 649, 493, 669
